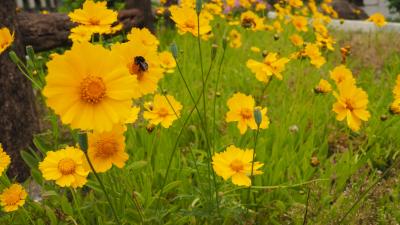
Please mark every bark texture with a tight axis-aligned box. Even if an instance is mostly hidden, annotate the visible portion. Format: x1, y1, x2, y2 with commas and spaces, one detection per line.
125, 0, 155, 32
0, 0, 39, 181
332, 0, 368, 20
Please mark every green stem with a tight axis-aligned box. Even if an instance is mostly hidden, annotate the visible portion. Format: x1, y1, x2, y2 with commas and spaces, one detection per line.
246, 126, 260, 211
70, 188, 87, 225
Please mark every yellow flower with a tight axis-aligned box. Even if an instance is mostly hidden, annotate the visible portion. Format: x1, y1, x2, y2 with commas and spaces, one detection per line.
212, 145, 263, 187
316, 33, 335, 51
68, 0, 118, 34
367, 13, 386, 27
228, 29, 242, 48
247, 52, 290, 82
0, 27, 14, 54
0, 144, 10, 175
111, 41, 164, 98
169, 5, 212, 39
39, 147, 89, 188
43, 42, 137, 132
273, 21, 283, 33
289, 34, 304, 47
314, 79, 332, 94
255, 3, 266, 11
204, 3, 223, 17
240, 11, 264, 31
88, 124, 128, 173
143, 94, 183, 128
250, 46, 260, 53
225, 93, 269, 134
158, 51, 176, 74
392, 74, 400, 99
390, 99, 400, 115
125, 106, 140, 124
332, 81, 370, 131
69, 26, 92, 43
127, 28, 159, 50
0, 184, 27, 212
289, 0, 303, 8
304, 43, 326, 68
291, 16, 308, 32
329, 64, 355, 86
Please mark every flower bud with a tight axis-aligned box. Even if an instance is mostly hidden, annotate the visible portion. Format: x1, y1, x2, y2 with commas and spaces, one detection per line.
8, 51, 20, 65
196, 0, 202, 15
78, 132, 88, 151
170, 43, 178, 59
253, 107, 262, 127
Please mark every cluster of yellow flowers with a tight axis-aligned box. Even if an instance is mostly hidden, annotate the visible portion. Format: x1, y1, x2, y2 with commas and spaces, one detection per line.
390, 75, 400, 114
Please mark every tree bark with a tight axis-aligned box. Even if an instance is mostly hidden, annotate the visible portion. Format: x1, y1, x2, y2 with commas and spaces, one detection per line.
125, 0, 155, 32
0, 0, 39, 181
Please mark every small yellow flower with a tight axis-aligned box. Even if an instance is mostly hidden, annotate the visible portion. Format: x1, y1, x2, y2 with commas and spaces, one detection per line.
332, 81, 370, 131
0, 27, 14, 54
143, 94, 183, 128
88, 125, 128, 173
0, 184, 27, 212
289, 0, 303, 8
158, 51, 176, 74
367, 13, 386, 27
68, 0, 118, 34
240, 11, 264, 31
228, 29, 242, 48
247, 52, 290, 82
314, 79, 332, 94
169, 5, 212, 39
250, 46, 260, 53
390, 99, 400, 115
304, 43, 326, 68
127, 28, 159, 50
225, 93, 269, 134
255, 3, 266, 11
125, 106, 140, 124
291, 16, 308, 32
0, 144, 11, 175
68, 26, 92, 43
392, 74, 400, 99
289, 34, 304, 47
329, 64, 355, 86
39, 147, 90, 188
316, 33, 335, 51
273, 21, 283, 33
212, 145, 263, 187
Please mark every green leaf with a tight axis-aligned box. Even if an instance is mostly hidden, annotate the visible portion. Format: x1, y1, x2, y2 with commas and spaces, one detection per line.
60, 195, 73, 216
21, 150, 39, 169
44, 206, 58, 225
126, 161, 148, 172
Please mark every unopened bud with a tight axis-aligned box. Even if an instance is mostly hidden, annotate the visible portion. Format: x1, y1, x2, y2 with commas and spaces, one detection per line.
222, 37, 228, 50
78, 132, 88, 151
170, 43, 178, 59
146, 124, 156, 133
8, 51, 20, 65
253, 107, 262, 127
196, 0, 202, 15
26, 45, 35, 61
274, 34, 280, 41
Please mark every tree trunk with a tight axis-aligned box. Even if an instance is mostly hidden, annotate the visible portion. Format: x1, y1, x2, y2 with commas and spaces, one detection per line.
125, 0, 155, 32
0, 0, 39, 181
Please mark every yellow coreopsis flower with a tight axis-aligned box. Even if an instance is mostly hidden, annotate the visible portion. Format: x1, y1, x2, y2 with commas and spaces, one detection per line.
314, 79, 332, 94
240, 11, 264, 31
329, 64, 355, 86
68, 0, 118, 34
225, 93, 269, 134
255, 2, 267, 11
332, 81, 370, 131
127, 27, 159, 50
291, 16, 308, 32
0, 27, 14, 54
0, 144, 10, 175
390, 74, 400, 115
288, 0, 303, 8
143, 94, 183, 128
289, 34, 304, 47
43, 42, 138, 132
392, 74, 400, 98
316, 33, 335, 51
68, 26, 92, 43
0, 184, 27, 212
88, 124, 128, 173
125, 106, 140, 124
39, 147, 90, 188
273, 21, 283, 33
212, 145, 263, 187
367, 13, 386, 27
158, 51, 176, 74
169, 5, 212, 39
228, 29, 242, 48
250, 46, 260, 52
247, 52, 290, 82
111, 41, 164, 98
304, 43, 326, 68
204, 3, 223, 17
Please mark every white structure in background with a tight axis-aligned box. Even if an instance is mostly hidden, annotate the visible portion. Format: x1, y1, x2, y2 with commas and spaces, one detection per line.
362, 0, 399, 19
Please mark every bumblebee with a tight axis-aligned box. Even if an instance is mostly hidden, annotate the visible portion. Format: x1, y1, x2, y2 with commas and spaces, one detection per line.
134, 56, 148, 72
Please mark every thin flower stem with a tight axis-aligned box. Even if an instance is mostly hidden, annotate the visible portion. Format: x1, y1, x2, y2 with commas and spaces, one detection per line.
302, 188, 311, 225
70, 188, 87, 225
83, 152, 121, 225
246, 127, 260, 211
131, 189, 145, 224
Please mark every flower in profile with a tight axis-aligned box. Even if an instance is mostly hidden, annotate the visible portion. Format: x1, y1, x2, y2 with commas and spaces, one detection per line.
304, 43, 326, 68
212, 145, 263, 187
169, 5, 212, 39
0, 144, 11, 175
43, 42, 137, 132
68, 26, 92, 43
314, 79, 332, 94
289, 34, 304, 47
0, 27, 14, 54
247, 52, 290, 83
68, 0, 118, 34
127, 28, 159, 50
39, 147, 89, 188
226, 93, 269, 134
0, 184, 27, 212
367, 13, 386, 27
125, 106, 140, 124
144, 94, 183, 128
332, 80, 370, 131
329, 64, 355, 86
111, 41, 164, 98
291, 16, 308, 32
158, 51, 176, 74
88, 125, 128, 173
240, 11, 264, 31
228, 29, 242, 48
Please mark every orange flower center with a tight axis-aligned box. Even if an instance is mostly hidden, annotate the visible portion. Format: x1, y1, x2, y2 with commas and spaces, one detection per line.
95, 138, 118, 158
157, 107, 170, 118
58, 158, 76, 175
344, 98, 356, 111
3, 191, 21, 206
88, 18, 100, 25
230, 159, 244, 172
184, 20, 196, 30
240, 108, 253, 119
80, 76, 106, 104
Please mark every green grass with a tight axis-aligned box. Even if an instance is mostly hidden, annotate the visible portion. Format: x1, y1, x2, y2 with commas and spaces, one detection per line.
2, 16, 400, 225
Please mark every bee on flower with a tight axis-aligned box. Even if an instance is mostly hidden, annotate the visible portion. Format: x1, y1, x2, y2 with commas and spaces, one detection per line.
314, 79, 332, 94
225, 93, 269, 134
240, 11, 264, 31
0, 184, 27, 212
0, 27, 14, 54
143, 94, 183, 128
212, 145, 264, 187
247, 52, 290, 83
